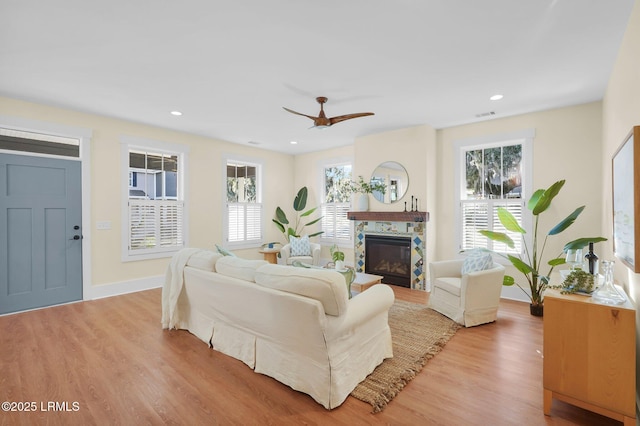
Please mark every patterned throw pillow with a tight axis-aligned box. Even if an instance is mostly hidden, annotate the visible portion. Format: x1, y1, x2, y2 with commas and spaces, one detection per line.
461, 249, 493, 275
289, 235, 311, 256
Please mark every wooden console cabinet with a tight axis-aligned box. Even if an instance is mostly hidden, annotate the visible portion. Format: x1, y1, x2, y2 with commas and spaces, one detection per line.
543, 288, 636, 425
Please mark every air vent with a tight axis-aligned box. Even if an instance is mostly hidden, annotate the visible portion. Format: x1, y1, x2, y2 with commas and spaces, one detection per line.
475, 111, 496, 118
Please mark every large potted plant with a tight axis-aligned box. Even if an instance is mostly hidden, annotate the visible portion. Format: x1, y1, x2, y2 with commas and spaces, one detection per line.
479, 180, 606, 316
273, 186, 323, 243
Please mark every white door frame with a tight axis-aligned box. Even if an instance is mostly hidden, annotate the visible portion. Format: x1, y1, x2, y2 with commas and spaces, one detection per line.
0, 114, 93, 301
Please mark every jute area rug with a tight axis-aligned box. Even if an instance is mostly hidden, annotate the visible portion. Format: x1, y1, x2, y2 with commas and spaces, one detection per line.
350, 300, 461, 413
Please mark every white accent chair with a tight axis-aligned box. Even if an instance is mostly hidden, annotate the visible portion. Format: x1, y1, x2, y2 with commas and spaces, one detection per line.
428, 259, 505, 327
279, 242, 321, 266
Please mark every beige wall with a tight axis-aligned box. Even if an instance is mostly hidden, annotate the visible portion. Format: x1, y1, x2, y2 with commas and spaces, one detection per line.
601, 0, 640, 412
354, 125, 436, 213
436, 102, 603, 298
0, 96, 293, 290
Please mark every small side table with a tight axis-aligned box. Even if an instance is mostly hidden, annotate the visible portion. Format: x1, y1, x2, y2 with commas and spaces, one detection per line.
259, 248, 280, 264
351, 272, 384, 293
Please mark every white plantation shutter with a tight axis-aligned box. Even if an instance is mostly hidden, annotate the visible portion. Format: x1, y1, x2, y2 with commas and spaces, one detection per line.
321, 203, 351, 241
461, 200, 523, 255
227, 202, 262, 243
129, 199, 184, 253
461, 201, 489, 251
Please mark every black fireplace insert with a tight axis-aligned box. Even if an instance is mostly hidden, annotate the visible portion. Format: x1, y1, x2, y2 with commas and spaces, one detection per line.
364, 234, 411, 287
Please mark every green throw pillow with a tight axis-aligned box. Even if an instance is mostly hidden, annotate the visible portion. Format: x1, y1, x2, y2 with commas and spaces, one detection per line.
215, 244, 236, 257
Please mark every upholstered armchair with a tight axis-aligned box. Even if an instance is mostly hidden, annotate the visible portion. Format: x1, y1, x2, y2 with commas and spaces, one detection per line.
428, 256, 505, 327
280, 242, 321, 266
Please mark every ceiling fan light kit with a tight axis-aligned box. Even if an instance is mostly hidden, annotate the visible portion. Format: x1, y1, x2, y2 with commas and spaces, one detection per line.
283, 97, 374, 129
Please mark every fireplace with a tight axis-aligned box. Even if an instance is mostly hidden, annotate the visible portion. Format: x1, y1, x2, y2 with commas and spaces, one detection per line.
365, 234, 411, 288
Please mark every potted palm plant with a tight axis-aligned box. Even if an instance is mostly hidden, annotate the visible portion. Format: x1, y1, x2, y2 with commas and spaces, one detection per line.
479, 180, 606, 316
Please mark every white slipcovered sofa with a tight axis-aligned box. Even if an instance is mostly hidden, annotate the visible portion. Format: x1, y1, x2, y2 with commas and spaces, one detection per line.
162, 248, 395, 409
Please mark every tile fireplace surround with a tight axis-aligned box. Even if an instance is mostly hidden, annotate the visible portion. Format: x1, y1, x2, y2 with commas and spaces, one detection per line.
348, 211, 429, 290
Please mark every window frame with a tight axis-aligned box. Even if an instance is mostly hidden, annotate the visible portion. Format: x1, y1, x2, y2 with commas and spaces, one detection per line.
318, 158, 353, 248
454, 129, 534, 257
222, 154, 264, 250
120, 136, 189, 262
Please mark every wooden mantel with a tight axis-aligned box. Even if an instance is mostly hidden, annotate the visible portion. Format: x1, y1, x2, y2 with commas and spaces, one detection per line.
347, 211, 429, 222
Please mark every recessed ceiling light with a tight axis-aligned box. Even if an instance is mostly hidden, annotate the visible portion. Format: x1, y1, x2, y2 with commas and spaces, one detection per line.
290, 141, 298, 145
170, 111, 182, 116
489, 94, 503, 101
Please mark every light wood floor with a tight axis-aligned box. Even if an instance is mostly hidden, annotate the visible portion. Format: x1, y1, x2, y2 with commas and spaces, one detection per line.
0, 286, 624, 425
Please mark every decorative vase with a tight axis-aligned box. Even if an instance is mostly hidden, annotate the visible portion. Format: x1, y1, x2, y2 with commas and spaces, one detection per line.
354, 193, 369, 212
530, 303, 544, 317
592, 260, 626, 305
334, 260, 345, 271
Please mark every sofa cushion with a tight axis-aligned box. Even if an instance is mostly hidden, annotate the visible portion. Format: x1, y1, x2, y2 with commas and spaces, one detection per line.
433, 276, 462, 297
254, 264, 348, 316
289, 235, 311, 256
216, 256, 268, 282
186, 250, 222, 272
461, 249, 493, 275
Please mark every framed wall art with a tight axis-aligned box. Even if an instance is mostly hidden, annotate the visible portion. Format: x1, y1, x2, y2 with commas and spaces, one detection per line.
612, 125, 640, 272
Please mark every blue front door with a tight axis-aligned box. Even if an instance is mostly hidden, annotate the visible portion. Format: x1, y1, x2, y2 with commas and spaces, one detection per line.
0, 153, 83, 314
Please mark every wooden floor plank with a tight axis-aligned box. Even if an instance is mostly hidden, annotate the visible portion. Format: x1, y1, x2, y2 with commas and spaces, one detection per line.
0, 286, 624, 425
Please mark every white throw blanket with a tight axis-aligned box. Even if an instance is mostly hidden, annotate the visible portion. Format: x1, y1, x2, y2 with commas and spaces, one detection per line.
162, 248, 202, 329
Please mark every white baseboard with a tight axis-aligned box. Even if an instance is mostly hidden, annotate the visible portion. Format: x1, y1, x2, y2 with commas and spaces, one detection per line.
89, 275, 163, 300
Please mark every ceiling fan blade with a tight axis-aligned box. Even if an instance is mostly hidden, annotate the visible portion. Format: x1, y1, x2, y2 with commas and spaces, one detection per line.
329, 112, 375, 125
282, 107, 318, 121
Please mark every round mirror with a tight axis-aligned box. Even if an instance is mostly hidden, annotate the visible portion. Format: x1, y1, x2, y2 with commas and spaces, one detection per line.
370, 161, 408, 203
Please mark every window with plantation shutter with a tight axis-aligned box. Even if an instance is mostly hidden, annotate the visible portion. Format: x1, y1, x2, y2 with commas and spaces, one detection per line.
455, 130, 534, 256
122, 137, 188, 261
320, 161, 353, 245
224, 159, 262, 248
129, 199, 184, 252
321, 203, 351, 240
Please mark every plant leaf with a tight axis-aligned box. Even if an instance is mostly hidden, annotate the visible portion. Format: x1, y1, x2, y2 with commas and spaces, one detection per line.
503, 275, 515, 286
308, 231, 324, 238
563, 237, 607, 251
300, 207, 317, 217
479, 230, 515, 248
548, 206, 585, 235
275, 207, 289, 224
527, 189, 545, 211
548, 257, 566, 266
532, 180, 565, 215
497, 207, 526, 234
304, 217, 323, 227
293, 187, 308, 212
508, 255, 535, 275
286, 227, 297, 237
272, 219, 285, 233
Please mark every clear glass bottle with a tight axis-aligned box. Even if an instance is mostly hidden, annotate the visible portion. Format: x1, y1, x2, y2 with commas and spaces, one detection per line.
592, 260, 626, 305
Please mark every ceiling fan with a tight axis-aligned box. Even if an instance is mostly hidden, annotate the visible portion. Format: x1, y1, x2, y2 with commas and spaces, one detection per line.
283, 97, 374, 129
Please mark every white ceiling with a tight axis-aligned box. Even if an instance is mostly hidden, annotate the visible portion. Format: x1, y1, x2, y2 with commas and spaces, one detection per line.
0, 1, 634, 154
